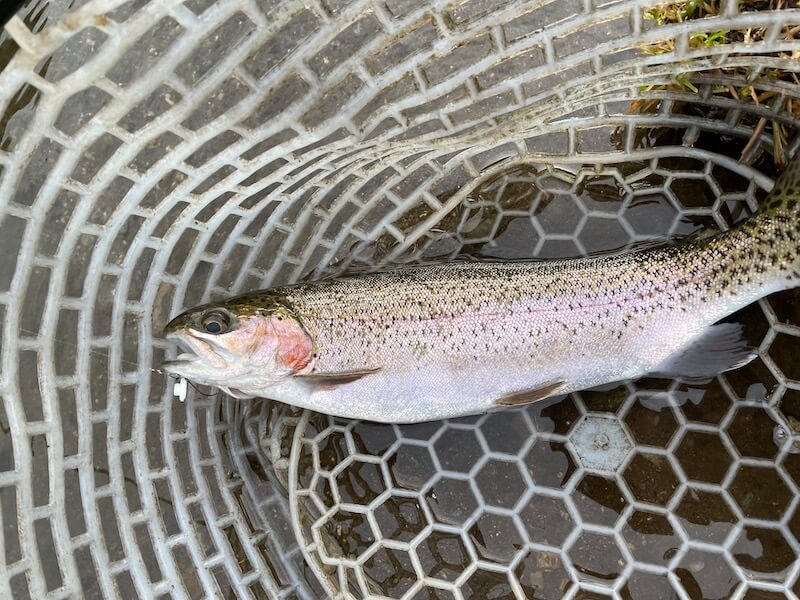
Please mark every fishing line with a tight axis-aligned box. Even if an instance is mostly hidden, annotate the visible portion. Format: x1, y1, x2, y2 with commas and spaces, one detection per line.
17, 326, 219, 400
183, 380, 218, 397
19, 326, 157, 370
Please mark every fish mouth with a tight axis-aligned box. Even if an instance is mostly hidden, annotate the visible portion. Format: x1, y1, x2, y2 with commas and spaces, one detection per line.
162, 337, 201, 365
162, 331, 227, 371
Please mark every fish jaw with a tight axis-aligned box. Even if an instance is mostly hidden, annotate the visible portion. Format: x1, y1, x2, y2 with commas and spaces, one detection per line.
161, 330, 231, 380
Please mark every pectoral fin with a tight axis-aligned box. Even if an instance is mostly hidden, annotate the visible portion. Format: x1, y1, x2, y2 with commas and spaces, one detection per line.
495, 381, 567, 406
296, 368, 381, 390
650, 322, 756, 382
220, 386, 252, 399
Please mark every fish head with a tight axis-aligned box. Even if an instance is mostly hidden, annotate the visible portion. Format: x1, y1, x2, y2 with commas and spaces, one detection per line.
161, 294, 314, 393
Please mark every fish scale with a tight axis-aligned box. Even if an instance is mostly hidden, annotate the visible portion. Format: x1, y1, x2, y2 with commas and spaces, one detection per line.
163, 156, 800, 422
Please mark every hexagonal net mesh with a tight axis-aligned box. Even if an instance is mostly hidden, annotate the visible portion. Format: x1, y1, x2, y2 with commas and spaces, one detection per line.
1, 0, 800, 598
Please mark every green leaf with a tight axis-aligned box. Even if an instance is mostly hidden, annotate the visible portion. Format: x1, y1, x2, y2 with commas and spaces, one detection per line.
676, 73, 699, 93
705, 30, 729, 45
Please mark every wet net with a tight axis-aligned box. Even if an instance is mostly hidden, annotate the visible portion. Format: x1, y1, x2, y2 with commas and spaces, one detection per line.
1, 0, 800, 598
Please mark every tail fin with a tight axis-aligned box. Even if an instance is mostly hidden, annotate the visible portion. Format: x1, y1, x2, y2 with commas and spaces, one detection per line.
691, 151, 800, 310
735, 150, 800, 282
762, 151, 800, 218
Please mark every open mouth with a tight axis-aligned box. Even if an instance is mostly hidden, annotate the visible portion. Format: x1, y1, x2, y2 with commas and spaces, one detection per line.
162, 332, 230, 371
162, 333, 209, 369
172, 337, 202, 363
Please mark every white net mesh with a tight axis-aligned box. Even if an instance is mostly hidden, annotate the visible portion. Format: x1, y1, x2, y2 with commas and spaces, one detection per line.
1, 0, 800, 598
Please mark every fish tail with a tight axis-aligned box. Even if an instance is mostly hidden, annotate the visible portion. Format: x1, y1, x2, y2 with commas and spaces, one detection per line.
762, 150, 800, 219
738, 151, 800, 281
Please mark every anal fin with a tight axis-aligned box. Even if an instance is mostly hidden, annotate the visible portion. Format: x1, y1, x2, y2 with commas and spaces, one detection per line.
495, 381, 567, 406
651, 322, 757, 382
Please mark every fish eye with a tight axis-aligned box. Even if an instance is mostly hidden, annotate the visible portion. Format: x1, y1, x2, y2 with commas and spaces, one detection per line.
201, 310, 231, 335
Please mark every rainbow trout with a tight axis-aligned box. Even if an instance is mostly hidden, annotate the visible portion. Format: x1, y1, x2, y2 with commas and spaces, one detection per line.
162, 157, 800, 423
